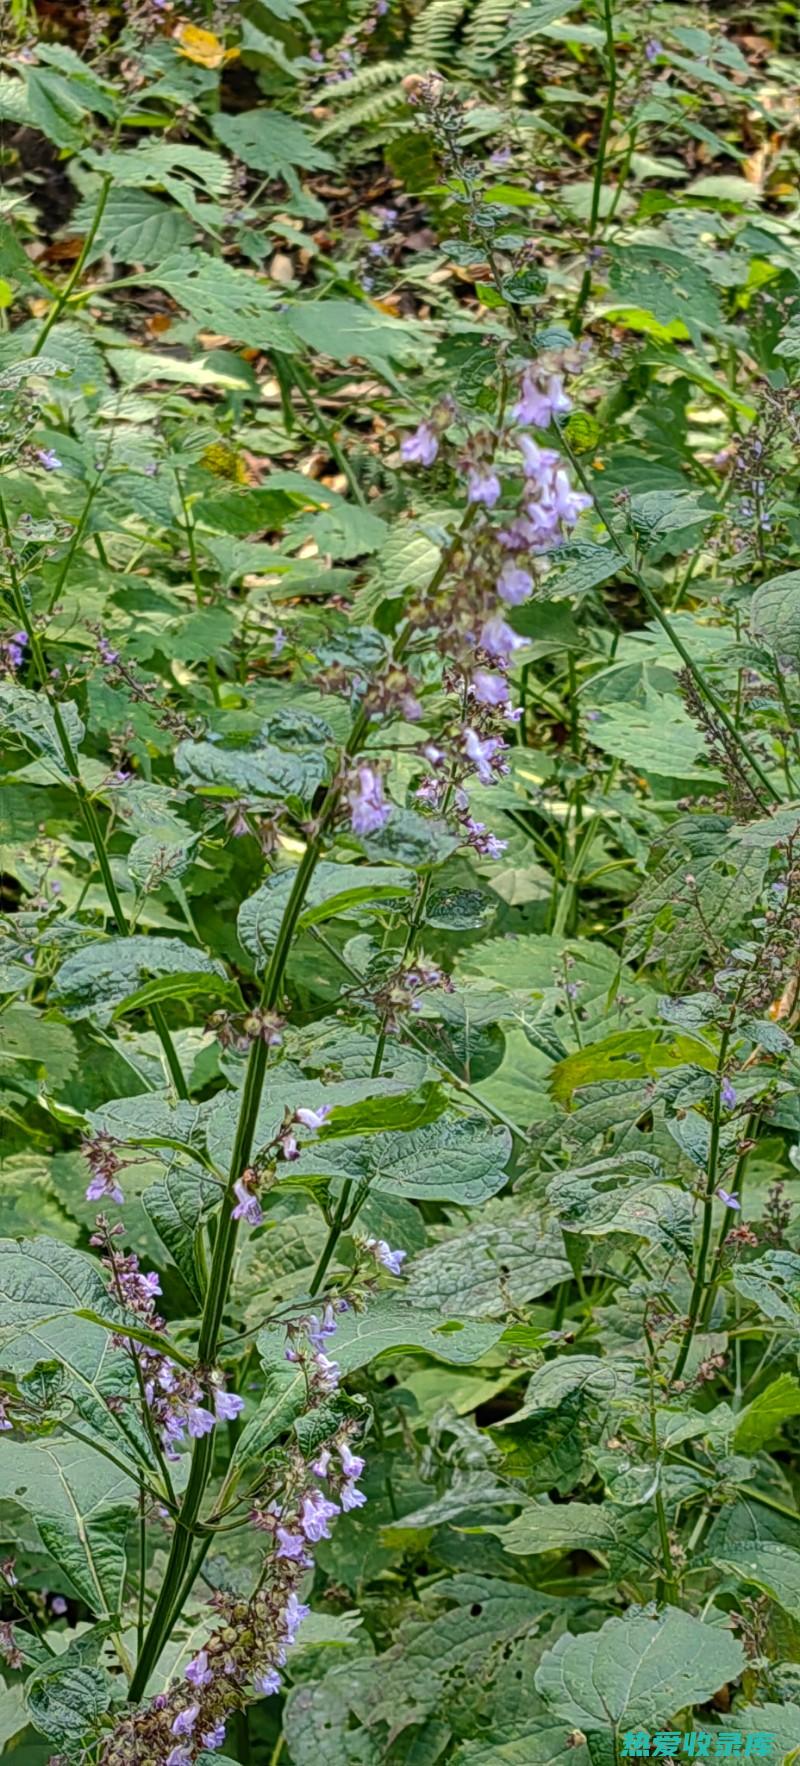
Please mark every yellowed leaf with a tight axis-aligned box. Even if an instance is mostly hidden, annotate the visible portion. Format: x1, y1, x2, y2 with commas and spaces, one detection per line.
173, 23, 240, 68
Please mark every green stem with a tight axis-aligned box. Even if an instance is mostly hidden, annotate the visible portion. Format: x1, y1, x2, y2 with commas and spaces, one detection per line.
0, 492, 188, 1097
570, 0, 617, 331
671, 1018, 737, 1384
559, 435, 781, 806
32, 176, 112, 355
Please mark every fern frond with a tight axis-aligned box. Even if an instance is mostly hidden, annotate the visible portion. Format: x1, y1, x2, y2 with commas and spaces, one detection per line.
463, 0, 514, 58
315, 82, 419, 142
410, 0, 468, 61
314, 57, 420, 108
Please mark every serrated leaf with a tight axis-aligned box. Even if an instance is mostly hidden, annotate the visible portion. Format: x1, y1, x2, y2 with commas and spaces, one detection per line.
293, 1115, 511, 1204
0, 1439, 134, 1613
212, 108, 332, 176
175, 736, 328, 803
238, 862, 413, 966
51, 935, 226, 1025
535, 1606, 744, 1733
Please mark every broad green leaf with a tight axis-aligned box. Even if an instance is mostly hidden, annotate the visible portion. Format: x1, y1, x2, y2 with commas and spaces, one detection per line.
406, 1211, 570, 1318
547, 1155, 694, 1259
751, 569, 800, 664
585, 692, 718, 779
142, 1167, 218, 1301
51, 935, 226, 1025
535, 1606, 745, 1734
292, 1115, 512, 1204
25, 1661, 113, 1747
0, 1235, 109, 1332
713, 1544, 800, 1621
732, 1251, 800, 1323
258, 1294, 503, 1375
288, 298, 431, 368
175, 736, 328, 803
492, 1498, 619, 1557
733, 1375, 800, 1453
0, 1438, 134, 1613
550, 1028, 715, 1103
145, 253, 297, 353
212, 108, 331, 176
238, 862, 413, 966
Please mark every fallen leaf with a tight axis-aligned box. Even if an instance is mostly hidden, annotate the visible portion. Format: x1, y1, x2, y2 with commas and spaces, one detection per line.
173, 22, 240, 67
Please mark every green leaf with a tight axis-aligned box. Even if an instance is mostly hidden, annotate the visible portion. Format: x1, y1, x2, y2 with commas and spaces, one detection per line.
75, 188, 194, 266
713, 1544, 800, 1621
733, 1375, 800, 1453
731, 1251, 800, 1323
144, 253, 297, 354
751, 570, 800, 664
211, 108, 332, 177
175, 736, 328, 803
491, 1498, 620, 1558
535, 1606, 745, 1734
406, 1211, 570, 1318
293, 1115, 511, 1204
26, 1661, 113, 1746
0, 681, 84, 771
238, 862, 413, 966
142, 1167, 218, 1302
0, 1438, 134, 1613
550, 1028, 715, 1103
288, 299, 431, 368
51, 935, 226, 1025
0, 1235, 109, 1333
585, 692, 718, 779
546, 1154, 694, 1259
258, 1294, 503, 1375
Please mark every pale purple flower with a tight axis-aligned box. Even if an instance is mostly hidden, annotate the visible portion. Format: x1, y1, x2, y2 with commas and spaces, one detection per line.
348, 763, 391, 836
645, 38, 662, 60
86, 1171, 125, 1206
171, 1705, 199, 1737
308, 1304, 338, 1353
473, 670, 510, 708
364, 1236, 407, 1276
312, 1446, 331, 1477
467, 466, 502, 508
256, 1667, 282, 1695
214, 1389, 244, 1423
464, 818, 507, 859
0, 630, 27, 673
518, 435, 560, 477
185, 1649, 213, 1688
300, 1488, 341, 1542
463, 727, 506, 785
480, 617, 525, 661
187, 1403, 215, 1439
717, 1187, 741, 1210
276, 1526, 308, 1561
0, 1402, 12, 1433
282, 1591, 310, 1643
401, 421, 438, 466
35, 447, 62, 471
548, 468, 592, 527
232, 1178, 263, 1227
295, 1104, 332, 1130
513, 370, 571, 429
166, 1751, 192, 1766
340, 1442, 366, 1479
201, 1722, 227, 1750
497, 562, 533, 605
341, 1479, 367, 1511
315, 1351, 340, 1392
279, 1129, 299, 1161
50, 1595, 67, 1616
721, 1078, 737, 1109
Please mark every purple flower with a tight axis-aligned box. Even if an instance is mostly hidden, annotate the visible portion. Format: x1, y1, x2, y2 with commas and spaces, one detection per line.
166, 1751, 192, 1766
340, 1479, 367, 1511
497, 563, 533, 605
232, 1177, 263, 1227
295, 1104, 332, 1130
282, 1590, 310, 1643
348, 764, 391, 836
463, 727, 506, 785
340, 1442, 365, 1479
467, 466, 502, 508
0, 630, 27, 673
645, 38, 662, 60
276, 1526, 308, 1561
307, 1304, 338, 1353
364, 1236, 407, 1276
214, 1388, 244, 1423
185, 1649, 213, 1688
312, 1446, 331, 1477
721, 1078, 737, 1109
279, 1129, 300, 1161
0, 1402, 12, 1433
300, 1488, 340, 1542
401, 421, 439, 466
201, 1722, 227, 1750
480, 617, 525, 662
86, 1172, 125, 1206
35, 447, 62, 471
187, 1403, 215, 1439
98, 634, 120, 666
314, 1351, 340, 1392
171, 1704, 199, 1737
473, 670, 510, 708
256, 1666, 282, 1696
518, 435, 561, 478
50, 1595, 67, 1616
464, 818, 507, 859
716, 1187, 741, 1210
513, 370, 571, 429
